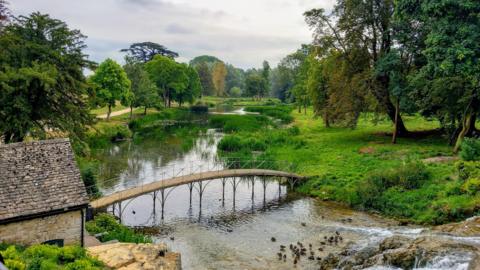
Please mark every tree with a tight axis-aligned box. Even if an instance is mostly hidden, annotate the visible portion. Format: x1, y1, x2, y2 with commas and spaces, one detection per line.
123, 57, 158, 116
176, 65, 201, 106
245, 73, 267, 100
304, 3, 410, 136
121, 42, 178, 63
145, 55, 190, 108
212, 61, 228, 96
189, 55, 221, 67
225, 64, 245, 96
0, 0, 9, 31
0, 13, 94, 143
396, 0, 480, 151
230, 86, 242, 97
90, 59, 132, 120
261, 60, 271, 97
195, 62, 215, 96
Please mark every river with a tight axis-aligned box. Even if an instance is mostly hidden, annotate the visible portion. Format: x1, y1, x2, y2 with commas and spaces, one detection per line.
93, 109, 479, 270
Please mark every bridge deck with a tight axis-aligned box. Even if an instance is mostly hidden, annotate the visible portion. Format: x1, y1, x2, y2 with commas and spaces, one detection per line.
90, 169, 304, 209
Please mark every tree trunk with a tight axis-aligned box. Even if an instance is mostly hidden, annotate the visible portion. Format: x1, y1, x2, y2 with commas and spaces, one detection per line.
144, 106, 147, 115
392, 98, 400, 144
304, 101, 307, 115
454, 111, 477, 153
324, 111, 330, 128
107, 104, 112, 121
374, 75, 408, 136
130, 106, 133, 119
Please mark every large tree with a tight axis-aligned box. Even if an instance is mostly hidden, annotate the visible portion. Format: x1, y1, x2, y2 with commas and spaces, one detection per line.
145, 55, 189, 107
90, 59, 132, 120
212, 61, 228, 96
195, 62, 215, 96
123, 57, 158, 116
304, 2, 409, 136
0, 0, 9, 31
0, 13, 94, 143
245, 73, 267, 100
121, 42, 178, 63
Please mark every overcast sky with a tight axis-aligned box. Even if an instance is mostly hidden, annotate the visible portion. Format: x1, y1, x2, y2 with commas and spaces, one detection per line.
11, 0, 334, 69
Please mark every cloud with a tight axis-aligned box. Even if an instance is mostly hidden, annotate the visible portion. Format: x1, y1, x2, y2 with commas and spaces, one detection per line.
10, 0, 334, 69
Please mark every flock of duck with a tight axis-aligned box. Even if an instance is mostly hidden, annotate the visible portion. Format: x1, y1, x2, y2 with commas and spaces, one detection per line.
272, 222, 345, 268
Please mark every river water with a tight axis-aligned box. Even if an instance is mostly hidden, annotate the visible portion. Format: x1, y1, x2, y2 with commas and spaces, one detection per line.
93, 110, 479, 270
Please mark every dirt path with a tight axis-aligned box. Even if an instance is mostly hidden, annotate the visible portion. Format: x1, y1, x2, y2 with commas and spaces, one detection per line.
96, 108, 131, 119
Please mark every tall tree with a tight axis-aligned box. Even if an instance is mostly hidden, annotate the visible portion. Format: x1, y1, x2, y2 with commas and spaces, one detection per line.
123, 57, 158, 116
304, 3, 409, 136
396, 0, 480, 151
0, 0, 9, 31
90, 59, 132, 120
261, 60, 271, 97
195, 62, 215, 96
225, 64, 245, 95
176, 65, 201, 106
121, 42, 178, 63
145, 55, 189, 107
0, 13, 94, 143
212, 61, 228, 96
245, 73, 267, 100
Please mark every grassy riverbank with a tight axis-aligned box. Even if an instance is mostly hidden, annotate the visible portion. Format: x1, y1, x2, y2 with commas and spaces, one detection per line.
216, 106, 480, 225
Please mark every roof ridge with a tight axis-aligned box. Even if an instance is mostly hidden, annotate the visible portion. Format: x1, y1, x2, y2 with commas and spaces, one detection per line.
0, 138, 70, 149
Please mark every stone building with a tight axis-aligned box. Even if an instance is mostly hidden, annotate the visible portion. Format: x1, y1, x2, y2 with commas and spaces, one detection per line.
0, 139, 89, 246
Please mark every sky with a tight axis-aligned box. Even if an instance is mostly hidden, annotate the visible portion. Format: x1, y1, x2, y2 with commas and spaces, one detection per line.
11, 0, 335, 69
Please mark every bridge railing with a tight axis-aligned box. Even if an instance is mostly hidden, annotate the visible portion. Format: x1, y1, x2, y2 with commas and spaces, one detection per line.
85, 157, 300, 197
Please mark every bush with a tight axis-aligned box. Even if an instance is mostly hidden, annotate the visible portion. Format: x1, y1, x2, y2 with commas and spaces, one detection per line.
460, 137, 480, 161
80, 167, 101, 198
244, 105, 294, 124
209, 115, 270, 133
0, 244, 102, 270
86, 213, 151, 243
456, 160, 480, 180
189, 104, 209, 113
356, 162, 430, 208
218, 135, 266, 152
462, 178, 480, 195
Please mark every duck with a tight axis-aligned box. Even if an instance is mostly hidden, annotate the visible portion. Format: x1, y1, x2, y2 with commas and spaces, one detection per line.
271, 237, 276, 242
301, 222, 306, 226
170, 236, 175, 241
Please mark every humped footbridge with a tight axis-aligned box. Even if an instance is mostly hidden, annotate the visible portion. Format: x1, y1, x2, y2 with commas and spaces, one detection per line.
89, 158, 306, 221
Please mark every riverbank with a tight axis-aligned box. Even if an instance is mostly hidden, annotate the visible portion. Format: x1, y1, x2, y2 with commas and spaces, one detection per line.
216, 105, 480, 225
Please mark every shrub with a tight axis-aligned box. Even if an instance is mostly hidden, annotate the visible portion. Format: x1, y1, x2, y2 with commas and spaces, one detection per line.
462, 178, 480, 195
456, 161, 480, 180
80, 167, 101, 198
218, 135, 266, 152
189, 105, 209, 113
86, 213, 151, 243
460, 138, 480, 161
244, 105, 294, 124
356, 162, 430, 209
0, 244, 102, 270
209, 115, 270, 133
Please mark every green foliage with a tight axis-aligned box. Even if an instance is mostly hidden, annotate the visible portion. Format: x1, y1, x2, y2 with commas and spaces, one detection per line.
123, 57, 159, 113
218, 135, 266, 152
0, 244, 103, 270
462, 178, 480, 195
244, 105, 293, 123
0, 12, 94, 143
456, 161, 480, 181
80, 166, 101, 198
121, 42, 178, 62
209, 114, 270, 133
229, 86, 242, 97
245, 73, 267, 99
86, 213, 151, 243
90, 58, 132, 119
460, 138, 480, 161
355, 162, 430, 208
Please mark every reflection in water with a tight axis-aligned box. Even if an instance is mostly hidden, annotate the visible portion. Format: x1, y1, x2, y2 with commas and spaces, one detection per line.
94, 126, 478, 270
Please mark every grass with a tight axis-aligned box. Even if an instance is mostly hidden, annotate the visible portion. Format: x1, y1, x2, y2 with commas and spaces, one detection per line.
217, 107, 480, 224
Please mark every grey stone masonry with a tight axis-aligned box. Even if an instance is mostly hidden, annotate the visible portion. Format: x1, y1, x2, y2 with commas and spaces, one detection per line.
0, 138, 89, 222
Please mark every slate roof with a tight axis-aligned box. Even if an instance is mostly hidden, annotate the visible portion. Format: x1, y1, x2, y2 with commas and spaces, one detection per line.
0, 138, 89, 222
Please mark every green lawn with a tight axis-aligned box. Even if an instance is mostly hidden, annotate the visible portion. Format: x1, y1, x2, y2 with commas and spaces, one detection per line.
216, 107, 480, 224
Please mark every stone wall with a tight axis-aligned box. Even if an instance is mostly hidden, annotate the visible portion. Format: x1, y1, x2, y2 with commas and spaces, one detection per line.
0, 210, 83, 246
